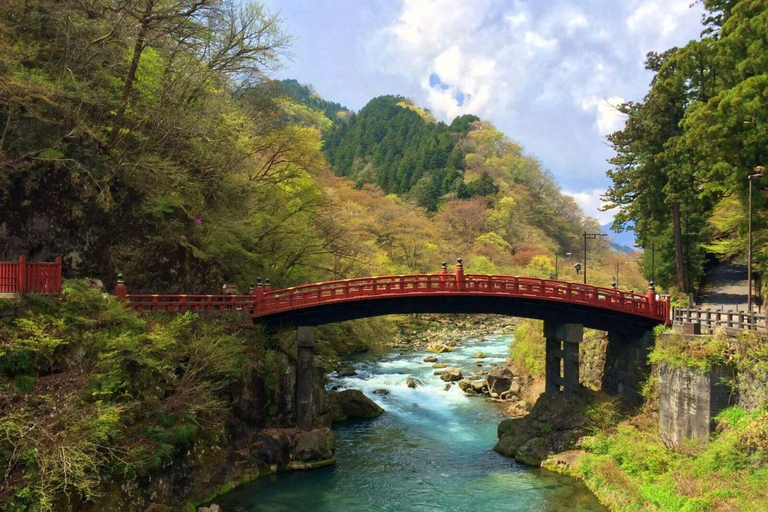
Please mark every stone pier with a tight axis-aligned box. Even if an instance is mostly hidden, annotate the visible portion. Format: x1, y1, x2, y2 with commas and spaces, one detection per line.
602, 329, 654, 407
544, 321, 583, 400
296, 326, 315, 430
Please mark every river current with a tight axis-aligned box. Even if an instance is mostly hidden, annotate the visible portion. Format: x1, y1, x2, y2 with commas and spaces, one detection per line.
215, 333, 606, 512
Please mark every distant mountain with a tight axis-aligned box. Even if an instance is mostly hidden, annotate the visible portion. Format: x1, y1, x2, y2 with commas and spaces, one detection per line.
601, 222, 636, 253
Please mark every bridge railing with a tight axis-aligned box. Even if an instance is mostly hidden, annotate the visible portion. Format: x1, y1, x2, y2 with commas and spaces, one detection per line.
256, 273, 669, 323
117, 294, 256, 313
0, 256, 62, 295
673, 306, 766, 333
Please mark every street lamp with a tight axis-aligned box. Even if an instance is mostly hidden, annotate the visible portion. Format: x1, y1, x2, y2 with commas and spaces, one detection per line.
748, 168, 764, 312
634, 241, 656, 286
614, 261, 628, 289
555, 252, 571, 280
583, 231, 608, 284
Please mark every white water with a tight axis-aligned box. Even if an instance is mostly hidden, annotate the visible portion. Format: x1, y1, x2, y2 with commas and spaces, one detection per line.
215, 334, 606, 511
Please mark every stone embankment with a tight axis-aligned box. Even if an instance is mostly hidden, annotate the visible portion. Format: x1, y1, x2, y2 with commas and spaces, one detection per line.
386, 314, 518, 351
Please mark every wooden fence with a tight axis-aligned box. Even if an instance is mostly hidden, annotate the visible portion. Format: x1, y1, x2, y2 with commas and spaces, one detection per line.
0, 256, 62, 295
673, 306, 766, 333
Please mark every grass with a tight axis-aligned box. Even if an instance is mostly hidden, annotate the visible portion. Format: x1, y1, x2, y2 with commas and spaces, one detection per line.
575, 406, 768, 511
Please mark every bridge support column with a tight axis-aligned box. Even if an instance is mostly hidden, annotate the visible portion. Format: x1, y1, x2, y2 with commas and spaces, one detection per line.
297, 326, 315, 431
543, 321, 583, 400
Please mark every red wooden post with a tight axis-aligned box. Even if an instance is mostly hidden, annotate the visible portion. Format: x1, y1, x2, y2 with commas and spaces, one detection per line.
55, 257, 62, 293
439, 261, 449, 290
647, 282, 657, 317
114, 274, 127, 301
455, 258, 465, 291
17, 256, 26, 294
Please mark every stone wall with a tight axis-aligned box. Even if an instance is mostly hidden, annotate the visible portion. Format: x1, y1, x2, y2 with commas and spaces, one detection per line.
602, 330, 654, 407
580, 330, 608, 390
658, 363, 733, 447
737, 367, 768, 410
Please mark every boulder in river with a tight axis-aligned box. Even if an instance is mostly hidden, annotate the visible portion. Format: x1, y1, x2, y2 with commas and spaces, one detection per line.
337, 365, 357, 377
405, 376, 424, 388
330, 389, 384, 420
439, 367, 463, 382
472, 352, 487, 359
432, 363, 448, 368
292, 427, 336, 462
458, 379, 473, 392
487, 366, 514, 395
427, 343, 453, 353
423, 356, 438, 363
372, 388, 390, 395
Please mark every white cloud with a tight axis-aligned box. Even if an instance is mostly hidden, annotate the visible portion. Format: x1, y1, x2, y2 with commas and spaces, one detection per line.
564, 189, 615, 225
368, 0, 704, 203
581, 96, 627, 136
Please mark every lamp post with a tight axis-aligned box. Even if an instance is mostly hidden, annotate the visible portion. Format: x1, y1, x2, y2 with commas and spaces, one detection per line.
583, 231, 608, 284
555, 252, 571, 280
614, 261, 628, 289
748, 168, 764, 312
635, 241, 656, 286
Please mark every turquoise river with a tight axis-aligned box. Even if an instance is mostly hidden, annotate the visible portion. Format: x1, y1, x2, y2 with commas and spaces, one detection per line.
215, 333, 606, 512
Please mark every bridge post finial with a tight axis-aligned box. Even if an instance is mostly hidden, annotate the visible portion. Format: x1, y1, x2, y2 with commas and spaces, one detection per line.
264, 278, 271, 292
114, 273, 127, 301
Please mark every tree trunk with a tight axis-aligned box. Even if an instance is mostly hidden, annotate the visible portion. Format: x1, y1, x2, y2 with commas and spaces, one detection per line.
672, 201, 687, 293
107, 0, 154, 147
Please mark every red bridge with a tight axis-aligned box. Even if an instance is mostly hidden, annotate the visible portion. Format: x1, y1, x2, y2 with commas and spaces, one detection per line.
118, 261, 670, 334
116, 260, 670, 428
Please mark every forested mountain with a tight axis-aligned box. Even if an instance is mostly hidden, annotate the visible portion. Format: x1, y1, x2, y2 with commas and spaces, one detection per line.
0, 0, 635, 299
604, 0, 767, 296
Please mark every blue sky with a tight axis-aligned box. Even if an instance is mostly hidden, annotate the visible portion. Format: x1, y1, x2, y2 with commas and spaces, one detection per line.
263, 0, 705, 224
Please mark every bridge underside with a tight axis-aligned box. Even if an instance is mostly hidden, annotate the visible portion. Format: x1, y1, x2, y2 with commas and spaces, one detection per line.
256, 295, 660, 336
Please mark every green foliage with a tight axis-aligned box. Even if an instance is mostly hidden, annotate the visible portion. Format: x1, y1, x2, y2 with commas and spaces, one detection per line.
577, 406, 768, 511
0, 282, 259, 511
511, 319, 545, 378
648, 333, 730, 372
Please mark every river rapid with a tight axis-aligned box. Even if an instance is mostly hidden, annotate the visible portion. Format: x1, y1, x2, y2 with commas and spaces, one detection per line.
216, 333, 606, 512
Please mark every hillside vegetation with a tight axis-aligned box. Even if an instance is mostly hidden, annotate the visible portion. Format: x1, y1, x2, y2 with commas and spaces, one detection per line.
0, 0, 644, 294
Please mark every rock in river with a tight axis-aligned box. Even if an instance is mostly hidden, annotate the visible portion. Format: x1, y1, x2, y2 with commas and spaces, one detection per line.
337, 365, 357, 377
423, 355, 438, 362
439, 367, 463, 382
372, 388, 390, 395
293, 427, 336, 462
405, 376, 424, 388
427, 343, 453, 353
330, 389, 384, 420
471, 352, 487, 359
487, 366, 514, 395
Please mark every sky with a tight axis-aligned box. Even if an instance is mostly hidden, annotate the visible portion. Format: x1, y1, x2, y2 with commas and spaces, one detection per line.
262, 0, 706, 225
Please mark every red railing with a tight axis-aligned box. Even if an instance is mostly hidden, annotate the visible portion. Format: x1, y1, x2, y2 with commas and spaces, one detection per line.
119, 294, 256, 313
116, 267, 671, 325
250, 273, 670, 324
0, 256, 62, 295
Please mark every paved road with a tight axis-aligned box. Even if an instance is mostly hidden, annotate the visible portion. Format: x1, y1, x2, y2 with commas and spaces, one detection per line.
700, 261, 749, 309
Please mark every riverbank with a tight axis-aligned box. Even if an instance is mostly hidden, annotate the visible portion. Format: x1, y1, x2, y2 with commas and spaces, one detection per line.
213, 329, 606, 511
0, 281, 385, 512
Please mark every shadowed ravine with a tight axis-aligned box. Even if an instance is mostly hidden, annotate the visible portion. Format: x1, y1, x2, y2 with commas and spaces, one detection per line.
215, 334, 606, 511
